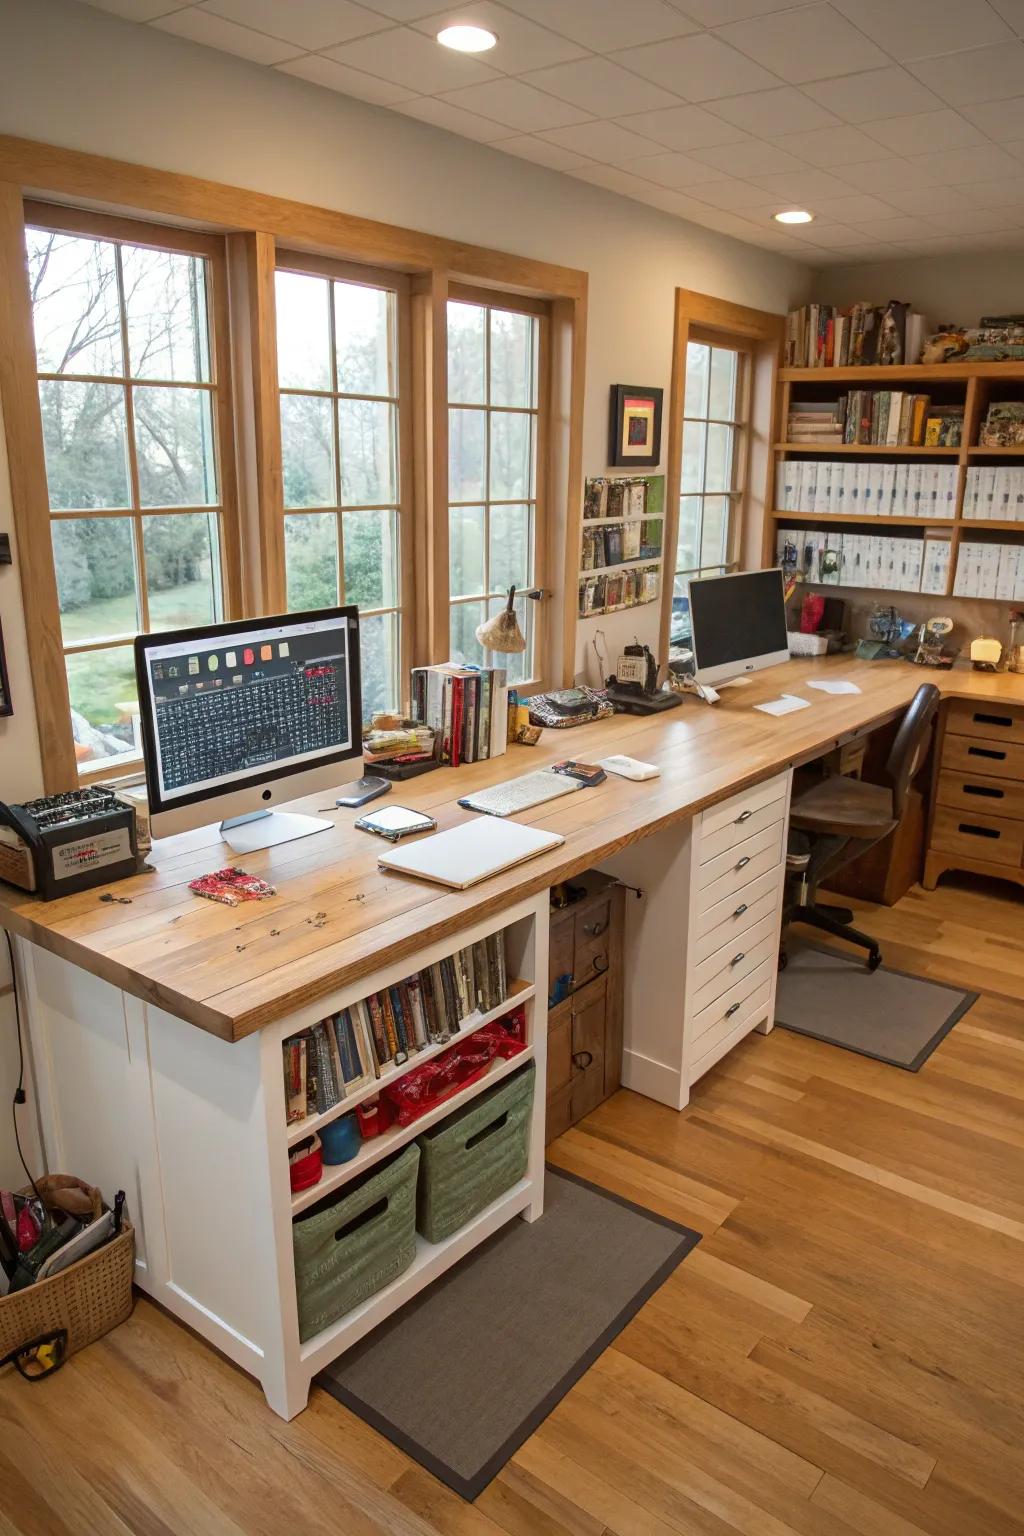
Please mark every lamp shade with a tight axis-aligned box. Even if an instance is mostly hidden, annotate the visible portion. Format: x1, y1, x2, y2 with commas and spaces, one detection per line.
475, 587, 527, 654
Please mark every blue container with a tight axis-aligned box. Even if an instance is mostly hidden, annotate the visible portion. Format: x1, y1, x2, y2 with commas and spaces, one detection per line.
320, 1114, 362, 1165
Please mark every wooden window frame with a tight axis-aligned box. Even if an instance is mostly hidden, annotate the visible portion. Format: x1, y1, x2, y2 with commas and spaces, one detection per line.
21, 199, 242, 785
660, 290, 782, 669
0, 136, 587, 792
446, 281, 552, 691
271, 249, 414, 714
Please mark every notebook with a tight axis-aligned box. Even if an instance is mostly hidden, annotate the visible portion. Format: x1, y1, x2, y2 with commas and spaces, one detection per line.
377, 817, 565, 889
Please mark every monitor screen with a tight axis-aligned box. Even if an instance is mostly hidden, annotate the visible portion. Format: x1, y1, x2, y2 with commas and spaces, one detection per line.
136, 609, 361, 814
688, 569, 789, 679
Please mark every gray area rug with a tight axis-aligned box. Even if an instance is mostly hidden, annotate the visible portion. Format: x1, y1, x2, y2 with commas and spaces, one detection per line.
775, 940, 976, 1070
316, 1167, 700, 1500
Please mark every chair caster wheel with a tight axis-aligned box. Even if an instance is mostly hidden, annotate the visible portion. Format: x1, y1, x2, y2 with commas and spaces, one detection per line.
778, 951, 788, 972
868, 952, 883, 972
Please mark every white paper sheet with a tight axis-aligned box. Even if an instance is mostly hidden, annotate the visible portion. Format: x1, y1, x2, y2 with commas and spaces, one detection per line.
806, 679, 862, 695
754, 694, 811, 717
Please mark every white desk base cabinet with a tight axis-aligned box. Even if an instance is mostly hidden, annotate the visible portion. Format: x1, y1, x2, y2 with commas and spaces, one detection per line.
602, 770, 791, 1109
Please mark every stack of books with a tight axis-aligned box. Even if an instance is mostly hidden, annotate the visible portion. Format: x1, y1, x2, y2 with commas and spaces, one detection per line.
786, 400, 845, 443
776, 460, 958, 518
954, 542, 1024, 599
788, 392, 942, 445
282, 931, 511, 1125
964, 466, 1024, 520
784, 303, 929, 368
410, 663, 507, 767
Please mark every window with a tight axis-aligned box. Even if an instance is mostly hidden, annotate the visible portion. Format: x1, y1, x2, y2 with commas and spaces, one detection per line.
275, 262, 406, 720
27, 216, 233, 769
447, 297, 541, 687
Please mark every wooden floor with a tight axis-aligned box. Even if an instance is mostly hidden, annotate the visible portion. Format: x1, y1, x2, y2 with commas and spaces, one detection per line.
3, 873, 1024, 1536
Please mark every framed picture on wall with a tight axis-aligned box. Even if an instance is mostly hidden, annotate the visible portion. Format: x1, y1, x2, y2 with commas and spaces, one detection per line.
608, 384, 663, 469
0, 620, 12, 717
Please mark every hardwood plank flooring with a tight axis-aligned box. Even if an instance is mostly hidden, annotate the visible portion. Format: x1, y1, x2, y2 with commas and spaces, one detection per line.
1, 871, 1022, 1535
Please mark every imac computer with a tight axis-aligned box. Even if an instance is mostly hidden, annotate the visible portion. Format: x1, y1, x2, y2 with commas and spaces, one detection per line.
688, 568, 790, 687
135, 608, 363, 853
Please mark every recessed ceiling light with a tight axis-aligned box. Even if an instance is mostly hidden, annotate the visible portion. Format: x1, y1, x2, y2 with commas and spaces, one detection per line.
437, 23, 497, 52
774, 209, 814, 225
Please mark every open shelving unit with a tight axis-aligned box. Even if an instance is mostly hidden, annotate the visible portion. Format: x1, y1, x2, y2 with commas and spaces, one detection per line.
764, 361, 1024, 603
259, 892, 549, 1418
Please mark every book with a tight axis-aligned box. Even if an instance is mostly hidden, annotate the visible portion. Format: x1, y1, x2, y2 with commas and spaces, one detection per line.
283, 1037, 307, 1123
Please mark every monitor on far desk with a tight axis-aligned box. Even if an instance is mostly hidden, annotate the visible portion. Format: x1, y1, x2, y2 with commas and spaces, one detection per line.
135, 607, 364, 852
688, 568, 790, 688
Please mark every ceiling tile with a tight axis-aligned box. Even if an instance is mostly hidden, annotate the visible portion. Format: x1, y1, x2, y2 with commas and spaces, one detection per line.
962, 96, 1024, 141
931, 206, 1024, 232
540, 119, 664, 165
609, 33, 779, 101
414, 3, 586, 74
200, 0, 386, 49
910, 143, 1024, 181
708, 87, 840, 136
521, 56, 681, 116
77, 0, 191, 18
771, 124, 886, 167
838, 156, 944, 191
681, 0, 815, 20
277, 52, 416, 101
689, 137, 808, 177
1003, 138, 1024, 162
750, 167, 856, 200
805, 191, 901, 221
496, 134, 593, 169
955, 173, 1024, 206
439, 78, 590, 130
909, 41, 1024, 107
689, 178, 784, 209
863, 109, 987, 157
879, 183, 976, 215
152, 8, 299, 63
613, 104, 747, 152
356, 0, 442, 16
501, 0, 698, 53
324, 26, 498, 90
571, 163, 664, 197
630, 184, 725, 218
714, 4, 888, 84
990, 0, 1024, 32
800, 65, 945, 124
781, 222, 883, 249
395, 95, 510, 140
830, 0, 1014, 61
851, 213, 943, 241
624, 150, 727, 188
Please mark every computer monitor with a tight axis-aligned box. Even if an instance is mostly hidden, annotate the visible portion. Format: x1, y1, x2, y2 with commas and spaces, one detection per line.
688, 568, 789, 687
135, 608, 363, 852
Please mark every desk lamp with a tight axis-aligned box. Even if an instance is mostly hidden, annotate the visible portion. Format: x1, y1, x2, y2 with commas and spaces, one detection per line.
475, 586, 543, 653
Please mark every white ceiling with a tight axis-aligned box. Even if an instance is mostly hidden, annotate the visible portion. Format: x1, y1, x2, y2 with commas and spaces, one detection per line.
79, 0, 1024, 265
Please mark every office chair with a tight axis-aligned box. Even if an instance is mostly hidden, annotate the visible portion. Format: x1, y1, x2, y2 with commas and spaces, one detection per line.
781, 682, 940, 971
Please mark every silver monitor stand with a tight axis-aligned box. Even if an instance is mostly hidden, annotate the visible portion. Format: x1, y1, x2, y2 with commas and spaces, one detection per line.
220, 809, 332, 854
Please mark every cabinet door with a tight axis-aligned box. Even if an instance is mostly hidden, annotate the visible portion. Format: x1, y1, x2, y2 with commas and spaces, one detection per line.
571, 975, 607, 1122
547, 1000, 572, 1095
548, 915, 575, 1003
573, 896, 612, 991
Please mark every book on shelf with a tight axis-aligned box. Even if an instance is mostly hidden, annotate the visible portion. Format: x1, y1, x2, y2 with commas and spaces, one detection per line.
964, 465, 1024, 520
281, 929, 515, 1126
784, 302, 929, 368
411, 663, 508, 765
578, 563, 660, 618
775, 459, 957, 518
776, 525, 934, 594
980, 401, 1024, 447
954, 542, 1024, 600
788, 391, 934, 446
582, 474, 665, 521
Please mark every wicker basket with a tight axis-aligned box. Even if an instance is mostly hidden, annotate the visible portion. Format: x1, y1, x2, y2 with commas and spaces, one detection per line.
0, 1220, 135, 1364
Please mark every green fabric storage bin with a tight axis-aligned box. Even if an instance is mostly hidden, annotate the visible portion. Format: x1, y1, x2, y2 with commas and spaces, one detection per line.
417, 1062, 534, 1243
292, 1142, 419, 1343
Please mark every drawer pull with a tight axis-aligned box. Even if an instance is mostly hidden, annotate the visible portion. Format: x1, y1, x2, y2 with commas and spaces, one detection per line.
572, 1050, 594, 1072
958, 821, 1001, 840
968, 745, 1007, 761
735, 809, 753, 824
730, 952, 746, 967
963, 783, 1003, 799
588, 956, 609, 977
583, 920, 607, 937
735, 855, 751, 871
732, 902, 748, 918
725, 1002, 741, 1018
973, 712, 1013, 729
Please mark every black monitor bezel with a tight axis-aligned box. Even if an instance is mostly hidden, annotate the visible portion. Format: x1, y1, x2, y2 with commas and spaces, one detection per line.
687, 567, 789, 674
134, 606, 363, 820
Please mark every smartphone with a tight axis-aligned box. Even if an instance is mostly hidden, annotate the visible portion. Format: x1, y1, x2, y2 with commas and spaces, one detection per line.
336, 776, 392, 808
354, 805, 437, 841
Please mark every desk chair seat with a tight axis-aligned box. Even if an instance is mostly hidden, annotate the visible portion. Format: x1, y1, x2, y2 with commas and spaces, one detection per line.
782, 682, 940, 972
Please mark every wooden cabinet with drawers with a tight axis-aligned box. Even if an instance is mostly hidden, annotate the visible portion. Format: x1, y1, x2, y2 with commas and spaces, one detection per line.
545, 874, 625, 1143
925, 696, 1024, 892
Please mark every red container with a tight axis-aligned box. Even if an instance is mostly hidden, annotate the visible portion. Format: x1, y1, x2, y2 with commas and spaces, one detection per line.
355, 1096, 394, 1140
289, 1133, 323, 1192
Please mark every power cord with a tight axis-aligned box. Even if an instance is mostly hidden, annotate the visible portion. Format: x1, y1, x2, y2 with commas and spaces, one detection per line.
4, 928, 43, 1204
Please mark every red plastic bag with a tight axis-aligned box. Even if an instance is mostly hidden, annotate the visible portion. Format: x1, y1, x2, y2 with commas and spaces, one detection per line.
383, 1006, 527, 1126
800, 593, 826, 634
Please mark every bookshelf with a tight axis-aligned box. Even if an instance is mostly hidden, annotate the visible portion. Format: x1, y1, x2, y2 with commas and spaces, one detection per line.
764, 361, 1024, 604
578, 471, 665, 620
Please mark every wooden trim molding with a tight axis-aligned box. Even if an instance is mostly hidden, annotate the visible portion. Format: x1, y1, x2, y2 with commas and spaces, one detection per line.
0, 181, 78, 791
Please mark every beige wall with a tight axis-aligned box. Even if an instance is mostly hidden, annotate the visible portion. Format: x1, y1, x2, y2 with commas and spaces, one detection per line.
817, 250, 1024, 331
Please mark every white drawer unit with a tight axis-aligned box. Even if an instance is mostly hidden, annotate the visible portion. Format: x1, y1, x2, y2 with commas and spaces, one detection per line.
603, 770, 791, 1110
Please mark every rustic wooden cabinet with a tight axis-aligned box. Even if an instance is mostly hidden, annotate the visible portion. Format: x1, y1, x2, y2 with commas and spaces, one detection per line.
545, 873, 625, 1143
925, 696, 1024, 892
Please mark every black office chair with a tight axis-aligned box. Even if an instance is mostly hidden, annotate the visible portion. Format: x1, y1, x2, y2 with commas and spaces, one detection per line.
781, 682, 940, 971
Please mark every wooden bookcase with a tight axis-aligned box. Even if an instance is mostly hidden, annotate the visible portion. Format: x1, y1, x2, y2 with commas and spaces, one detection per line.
762, 361, 1024, 602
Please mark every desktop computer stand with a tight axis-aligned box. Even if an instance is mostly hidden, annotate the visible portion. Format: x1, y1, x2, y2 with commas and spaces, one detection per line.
220, 809, 332, 853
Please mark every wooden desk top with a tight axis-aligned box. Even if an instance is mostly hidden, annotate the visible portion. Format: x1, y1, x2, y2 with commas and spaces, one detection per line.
3, 656, 1022, 1042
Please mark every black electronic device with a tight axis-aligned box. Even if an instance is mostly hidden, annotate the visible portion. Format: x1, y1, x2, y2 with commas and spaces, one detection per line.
604, 642, 682, 715
336, 776, 392, 808
0, 788, 139, 899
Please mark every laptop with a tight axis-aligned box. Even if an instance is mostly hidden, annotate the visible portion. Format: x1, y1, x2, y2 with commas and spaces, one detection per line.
377, 817, 565, 889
